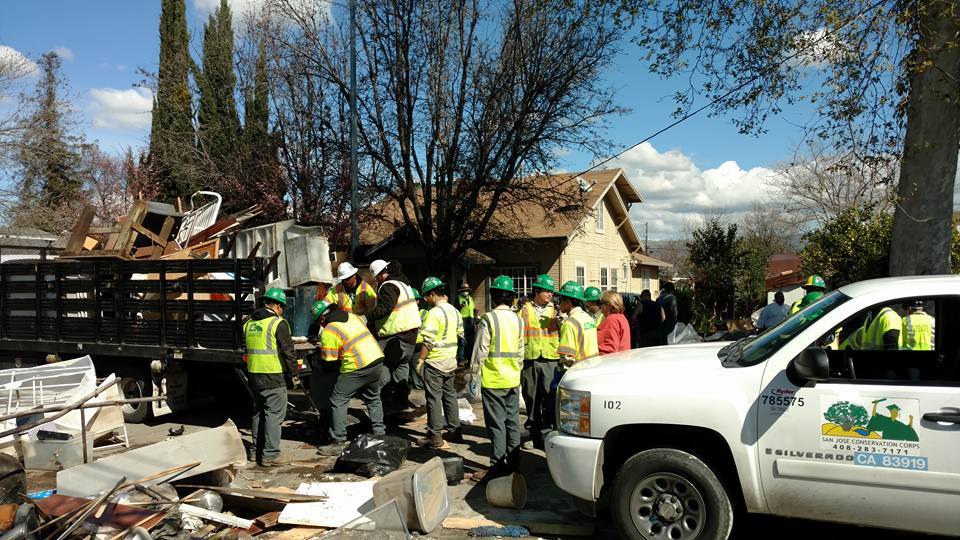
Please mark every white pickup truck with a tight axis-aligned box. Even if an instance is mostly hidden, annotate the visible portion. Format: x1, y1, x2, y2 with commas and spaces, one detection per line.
545, 276, 960, 539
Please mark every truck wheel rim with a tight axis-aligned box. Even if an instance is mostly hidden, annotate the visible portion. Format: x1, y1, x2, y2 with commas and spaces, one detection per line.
120, 378, 144, 415
629, 472, 705, 540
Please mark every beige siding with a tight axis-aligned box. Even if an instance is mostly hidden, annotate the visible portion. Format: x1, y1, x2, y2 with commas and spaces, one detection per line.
561, 197, 643, 294
632, 265, 661, 297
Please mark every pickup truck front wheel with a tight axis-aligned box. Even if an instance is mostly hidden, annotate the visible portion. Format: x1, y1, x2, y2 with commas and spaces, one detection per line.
611, 448, 733, 540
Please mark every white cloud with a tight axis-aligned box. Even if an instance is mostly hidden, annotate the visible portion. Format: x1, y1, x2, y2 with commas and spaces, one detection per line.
192, 0, 328, 26
88, 87, 153, 130
607, 142, 776, 240
0, 45, 39, 79
52, 46, 74, 62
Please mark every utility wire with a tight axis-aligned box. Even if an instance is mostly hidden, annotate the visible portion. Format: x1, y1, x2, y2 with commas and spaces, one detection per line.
577, 0, 889, 177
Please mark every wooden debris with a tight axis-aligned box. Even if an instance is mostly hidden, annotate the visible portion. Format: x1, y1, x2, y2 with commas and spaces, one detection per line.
179, 504, 254, 529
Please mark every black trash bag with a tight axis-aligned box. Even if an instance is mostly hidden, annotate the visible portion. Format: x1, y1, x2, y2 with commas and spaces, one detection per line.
335, 435, 411, 477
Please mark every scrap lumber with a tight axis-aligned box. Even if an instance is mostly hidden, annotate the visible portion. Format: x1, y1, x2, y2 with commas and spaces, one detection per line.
267, 527, 327, 540
175, 485, 328, 503
63, 205, 96, 255
56, 420, 246, 498
441, 516, 594, 537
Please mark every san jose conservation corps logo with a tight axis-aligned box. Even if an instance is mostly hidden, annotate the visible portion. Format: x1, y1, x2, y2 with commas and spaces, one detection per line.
821, 397, 919, 443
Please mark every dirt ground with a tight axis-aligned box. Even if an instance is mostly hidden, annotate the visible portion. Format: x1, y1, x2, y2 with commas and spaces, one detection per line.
25, 388, 934, 539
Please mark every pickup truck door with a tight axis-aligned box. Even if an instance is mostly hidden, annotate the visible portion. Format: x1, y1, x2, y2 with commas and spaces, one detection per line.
756, 296, 960, 535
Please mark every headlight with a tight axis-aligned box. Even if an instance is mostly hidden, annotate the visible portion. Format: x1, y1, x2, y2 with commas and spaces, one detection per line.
558, 387, 591, 436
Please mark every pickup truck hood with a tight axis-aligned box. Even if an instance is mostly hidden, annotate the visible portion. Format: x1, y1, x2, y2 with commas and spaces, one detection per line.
564, 342, 731, 381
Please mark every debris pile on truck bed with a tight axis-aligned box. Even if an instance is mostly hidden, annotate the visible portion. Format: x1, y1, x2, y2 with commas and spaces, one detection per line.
60, 191, 263, 262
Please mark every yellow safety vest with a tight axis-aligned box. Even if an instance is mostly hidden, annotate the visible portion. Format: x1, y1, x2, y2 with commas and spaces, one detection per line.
480, 308, 524, 389
593, 311, 604, 327
244, 316, 287, 374
789, 300, 802, 315
840, 326, 865, 350
320, 314, 384, 373
326, 281, 377, 315
458, 293, 475, 320
520, 302, 559, 360
416, 308, 428, 344
863, 307, 903, 350
376, 280, 422, 337
558, 308, 599, 362
420, 302, 463, 362
902, 312, 934, 351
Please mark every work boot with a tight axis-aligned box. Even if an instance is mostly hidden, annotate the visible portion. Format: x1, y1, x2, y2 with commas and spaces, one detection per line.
416, 433, 445, 448
316, 441, 349, 457
444, 428, 465, 444
259, 456, 283, 467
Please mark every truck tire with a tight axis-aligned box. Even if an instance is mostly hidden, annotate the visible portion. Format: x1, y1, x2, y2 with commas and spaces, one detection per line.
117, 367, 153, 424
611, 448, 733, 540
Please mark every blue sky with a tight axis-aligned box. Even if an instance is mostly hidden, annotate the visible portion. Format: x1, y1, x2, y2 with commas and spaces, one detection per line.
0, 0, 826, 239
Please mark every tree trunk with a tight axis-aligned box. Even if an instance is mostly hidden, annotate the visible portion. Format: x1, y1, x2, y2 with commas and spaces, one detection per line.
890, 0, 960, 276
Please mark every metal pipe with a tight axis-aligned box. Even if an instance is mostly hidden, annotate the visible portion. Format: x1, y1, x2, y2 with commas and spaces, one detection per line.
0, 395, 168, 424
349, 0, 359, 259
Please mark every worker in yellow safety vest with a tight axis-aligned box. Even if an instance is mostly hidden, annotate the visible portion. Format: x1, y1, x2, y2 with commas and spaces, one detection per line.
364, 259, 422, 409
519, 274, 559, 449
862, 305, 903, 350
790, 275, 827, 314
583, 286, 604, 326
313, 300, 387, 456
456, 282, 476, 367
416, 277, 465, 448
902, 300, 934, 351
556, 281, 600, 366
326, 262, 378, 316
243, 288, 298, 467
471, 275, 524, 479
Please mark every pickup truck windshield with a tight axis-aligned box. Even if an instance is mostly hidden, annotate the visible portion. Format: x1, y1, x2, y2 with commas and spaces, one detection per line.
725, 291, 849, 367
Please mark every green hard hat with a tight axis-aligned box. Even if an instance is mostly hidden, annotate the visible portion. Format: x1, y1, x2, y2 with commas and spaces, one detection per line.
800, 291, 824, 307
422, 276, 445, 295
263, 287, 287, 306
556, 280, 584, 301
312, 300, 332, 320
532, 274, 556, 292
412, 288, 421, 300
490, 275, 515, 293
583, 286, 601, 302
803, 275, 826, 290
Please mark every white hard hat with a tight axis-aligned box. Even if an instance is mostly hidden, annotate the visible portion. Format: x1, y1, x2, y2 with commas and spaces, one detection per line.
369, 259, 390, 277
336, 262, 358, 281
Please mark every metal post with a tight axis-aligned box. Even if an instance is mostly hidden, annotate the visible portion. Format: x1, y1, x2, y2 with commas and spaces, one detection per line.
349, 0, 359, 260
80, 408, 88, 464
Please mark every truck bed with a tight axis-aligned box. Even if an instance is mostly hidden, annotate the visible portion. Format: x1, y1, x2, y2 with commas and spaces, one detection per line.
0, 258, 265, 363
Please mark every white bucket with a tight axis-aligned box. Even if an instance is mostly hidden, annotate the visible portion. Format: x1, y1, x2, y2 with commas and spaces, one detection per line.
485, 472, 527, 509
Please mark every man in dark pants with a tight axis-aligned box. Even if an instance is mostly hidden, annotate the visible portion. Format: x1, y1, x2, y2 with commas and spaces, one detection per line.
657, 281, 679, 345
472, 275, 524, 480
365, 259, 421, 409
631, 289, 664, 348
518, 274, 558, 449
416, 277, 464, 448
456, 283, 476, 366
243, 288, 297, 467
312, 301, 388, 456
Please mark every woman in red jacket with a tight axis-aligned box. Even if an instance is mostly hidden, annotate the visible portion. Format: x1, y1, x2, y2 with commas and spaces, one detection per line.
597, 291, 631, 354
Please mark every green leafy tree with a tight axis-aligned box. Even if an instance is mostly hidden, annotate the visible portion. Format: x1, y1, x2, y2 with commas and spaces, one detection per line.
801, 208, 960, 284
148, 0, 197, 201
687, 219, 743, 328
624, 0, 960, 277
824, 401, 869, 431
10, 52, 89, 231
197, 0, 241, 180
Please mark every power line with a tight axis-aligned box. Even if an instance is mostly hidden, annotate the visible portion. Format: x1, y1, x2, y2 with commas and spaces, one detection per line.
578, 0, 889, 177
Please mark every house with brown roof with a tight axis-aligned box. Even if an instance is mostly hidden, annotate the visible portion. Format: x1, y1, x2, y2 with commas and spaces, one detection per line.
357, 168, 672, 312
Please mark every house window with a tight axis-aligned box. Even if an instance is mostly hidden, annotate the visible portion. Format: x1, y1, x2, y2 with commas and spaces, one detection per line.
492, 266, 538, 300
611, 268, 618, 292
576, 265, 585, 287
595, 203, 604, 233
642, 269, 651, 290
600, 267, 609, 289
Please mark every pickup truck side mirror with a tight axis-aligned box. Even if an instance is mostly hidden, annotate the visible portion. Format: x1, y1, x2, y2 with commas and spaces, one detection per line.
787, 347, 830, 385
